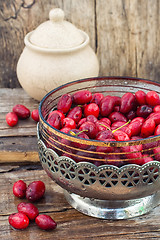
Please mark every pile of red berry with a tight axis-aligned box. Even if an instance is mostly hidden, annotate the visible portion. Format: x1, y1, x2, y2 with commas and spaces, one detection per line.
6, 104, 39, 127
9, 180, 57, 231
45, 89, 160, 166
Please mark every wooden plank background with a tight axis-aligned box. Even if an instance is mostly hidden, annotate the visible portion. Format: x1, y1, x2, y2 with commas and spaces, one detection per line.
0, 0, 159, 89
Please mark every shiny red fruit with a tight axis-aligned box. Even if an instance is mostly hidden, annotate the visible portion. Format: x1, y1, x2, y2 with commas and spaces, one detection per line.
26, 181, 45, 202
8, 212, 29, 230
62, 117, 76, 129
141, 118, 156, 138
12, 104, 30, 119
135, 90, 146, 105
153, 105, 160, 113
31, 109, 39, 122
17, 202, 39, 220
48, 110, 65, 121
6, 112, 18, 127
35, 214, 57, 231
113, 130, 130, 141
91, 93, 104, 105
47, 112, 61, 129
13, 180, 27, 198
120, 92, 136, 113
146, 91, 160, 106
57, 94, 72, 113
79, 121, 97, 139
136, 105, 152, 118
100, 96, 115, 116
84, 103, 100, 118
72, 90, 92, 105
67, 106, 82, 123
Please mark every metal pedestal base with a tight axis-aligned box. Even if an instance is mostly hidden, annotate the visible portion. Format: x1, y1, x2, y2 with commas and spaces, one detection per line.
64, 190, 160, 219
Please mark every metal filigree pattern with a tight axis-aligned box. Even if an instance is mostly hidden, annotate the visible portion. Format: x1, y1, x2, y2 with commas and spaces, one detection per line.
38, 138, 160, 201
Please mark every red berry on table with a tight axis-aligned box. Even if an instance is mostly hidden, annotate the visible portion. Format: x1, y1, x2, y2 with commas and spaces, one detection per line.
57, 93, 72, 114
31, 109, 39, 122
17, 202, 39, 221
13, 180, 27, 198
146, 91, 160, 106
135, 90, 146, 105
6, 112, 18, 127
8, 212, 29, 230
84, 103, 100, 118
35, 214, 57, 231
26, 181, 45, 202
12, 104, 30, 119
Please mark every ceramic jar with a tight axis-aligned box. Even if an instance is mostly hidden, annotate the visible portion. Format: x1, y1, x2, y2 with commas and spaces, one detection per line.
16, 8, 99, 101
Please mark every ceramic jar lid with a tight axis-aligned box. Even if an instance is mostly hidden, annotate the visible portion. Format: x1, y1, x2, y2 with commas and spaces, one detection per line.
29, 8, 84, 49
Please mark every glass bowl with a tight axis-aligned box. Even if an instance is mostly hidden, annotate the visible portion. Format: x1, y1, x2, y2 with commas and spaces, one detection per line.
38, 76, 160, 219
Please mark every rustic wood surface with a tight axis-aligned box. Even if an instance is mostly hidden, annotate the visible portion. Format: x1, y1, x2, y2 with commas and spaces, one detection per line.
1, 88, 160, 239
0, 0, 159, 89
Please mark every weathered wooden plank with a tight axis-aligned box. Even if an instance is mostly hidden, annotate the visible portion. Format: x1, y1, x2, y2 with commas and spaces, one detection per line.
96, 0, 160, 81
0, 0, 159, 89
1, 169, 160, 239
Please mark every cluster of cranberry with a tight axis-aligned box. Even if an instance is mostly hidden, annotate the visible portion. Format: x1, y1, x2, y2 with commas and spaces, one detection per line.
6, 104, 39, 127
9, 180, 57, 231
46, 89, 160, 166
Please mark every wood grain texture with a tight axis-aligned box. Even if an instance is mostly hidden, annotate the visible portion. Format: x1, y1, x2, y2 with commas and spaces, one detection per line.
0, 88, 39, 163
1, 168, 160, 239
0, 0, 159, 89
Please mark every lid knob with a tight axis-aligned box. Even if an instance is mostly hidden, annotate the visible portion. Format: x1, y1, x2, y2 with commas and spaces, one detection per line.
49, 8, 65, 22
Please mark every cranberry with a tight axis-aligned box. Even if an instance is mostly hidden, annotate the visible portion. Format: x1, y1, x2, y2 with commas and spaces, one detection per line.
71, 131, 90, 149
120, 92, 136, 113
31, 109, 39, 122
62, 117, 76, 129
57, 94, 72, 113
153, 105, 160, 113
67, 106, 82, 123
100, 96, 115, 116
8, 212, 29, 230
60, 127, 72, 133
6, 112, 18, 127
136, 105, 152, 118
96, 139, 116, 153
128, 119, 144, 136
90, 93, 104, 105
146, 91, 160, 106
79, 121, 97, 139
26, 181, 45, 202
141, 118, 156, 138
77, 118, 87, 127
84, 103, 100, 118
96, 130, 114, 140
126, 110, 136, 120
154, 124, 160, 135
12, 104, 30, 119
48, 110, 65, 121
72, 90, 92, 105
99, 118, 111, 126
95, 120, 111, 132
135, 90, 146, 105
47, 112, 61, 129
17, 202, 39, 220
113, 130, 130, 141
108, 111, 127, 123
112, 96, 121, 106
86, 115, 98, 123
125, 146, 143, 165
13, 180, 27, 198
147, 112, 160, 125
35, 214, 57, 231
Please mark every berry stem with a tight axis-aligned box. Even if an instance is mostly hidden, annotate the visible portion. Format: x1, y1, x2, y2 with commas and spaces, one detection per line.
112, 120, 131, 133
70, 129, 88, 137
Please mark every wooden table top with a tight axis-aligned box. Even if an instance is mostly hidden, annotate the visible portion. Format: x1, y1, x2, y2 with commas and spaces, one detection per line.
1, 88, 160, 240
